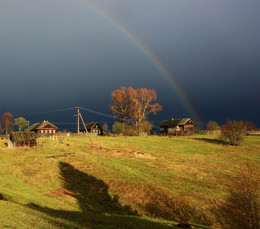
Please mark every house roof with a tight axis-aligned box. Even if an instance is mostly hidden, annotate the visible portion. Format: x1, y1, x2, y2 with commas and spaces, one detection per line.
10, 131, 37, 142
27, 120, 58, 131
80, 122, 101, 131
159, 118, 195, 128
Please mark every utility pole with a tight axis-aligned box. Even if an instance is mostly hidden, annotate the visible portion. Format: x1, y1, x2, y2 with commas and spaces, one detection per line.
76, 107, 80, 135
74, 107, 93, 145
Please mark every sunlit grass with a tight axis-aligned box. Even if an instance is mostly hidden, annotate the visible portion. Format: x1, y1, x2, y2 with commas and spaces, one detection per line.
0, 135, 259, 228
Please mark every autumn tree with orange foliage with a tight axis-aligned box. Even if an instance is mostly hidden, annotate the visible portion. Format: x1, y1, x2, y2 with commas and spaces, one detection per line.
131, 88, 162, 135
1, 112, 14, 134
110, 87, 162, 135
110, 87, 135, 134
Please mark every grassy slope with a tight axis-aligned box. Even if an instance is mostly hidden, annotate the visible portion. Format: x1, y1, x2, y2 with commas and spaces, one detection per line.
0, 135, 259, 228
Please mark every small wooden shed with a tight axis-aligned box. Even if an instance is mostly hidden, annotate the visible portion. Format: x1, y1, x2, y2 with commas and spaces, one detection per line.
8, 131, 37, 148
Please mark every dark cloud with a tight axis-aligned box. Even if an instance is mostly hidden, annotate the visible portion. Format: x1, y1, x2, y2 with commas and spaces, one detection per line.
0, 0, 259, 128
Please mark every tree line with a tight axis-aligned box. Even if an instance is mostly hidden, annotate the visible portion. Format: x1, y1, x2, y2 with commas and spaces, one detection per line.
110, 87, 162, 136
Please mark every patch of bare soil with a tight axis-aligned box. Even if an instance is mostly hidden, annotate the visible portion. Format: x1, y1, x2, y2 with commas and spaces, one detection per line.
46, 188, 75, 197
132, 151, 155, 159
88, 145, 155, 159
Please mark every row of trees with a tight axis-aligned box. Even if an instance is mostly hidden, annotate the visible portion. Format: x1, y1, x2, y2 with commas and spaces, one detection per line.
0, 112, 28, 134
110, 87, 162, 135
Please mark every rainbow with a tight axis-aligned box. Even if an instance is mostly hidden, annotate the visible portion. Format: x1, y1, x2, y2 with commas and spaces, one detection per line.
77, 0, 201, 123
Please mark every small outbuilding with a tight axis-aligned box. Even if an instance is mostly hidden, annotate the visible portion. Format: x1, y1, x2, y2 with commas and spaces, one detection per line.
159, 118, 196, 135
80, 122, 103, 135
27, 120, 58, 135
8, 131, 37, 148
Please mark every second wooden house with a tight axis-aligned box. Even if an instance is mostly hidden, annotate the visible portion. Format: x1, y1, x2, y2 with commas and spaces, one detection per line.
159, 118, 196, 136
27, 120, 58, 135
80, 122, 103, 136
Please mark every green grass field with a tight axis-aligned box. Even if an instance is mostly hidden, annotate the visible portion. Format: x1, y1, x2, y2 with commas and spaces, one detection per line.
0, 135, 259, 228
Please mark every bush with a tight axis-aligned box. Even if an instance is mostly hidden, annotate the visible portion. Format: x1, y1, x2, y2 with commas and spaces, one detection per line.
125, 124, 136, 136
112, 122, 123, 134
207, 121, 220, 131
219, 120, 247, 145
139, 121, 153, 135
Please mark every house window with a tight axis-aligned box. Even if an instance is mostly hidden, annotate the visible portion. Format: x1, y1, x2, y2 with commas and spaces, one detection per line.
45, 130, 47, 134
41, 130, 44, 134
53, 130, 55, 134
49, 130, 52, 134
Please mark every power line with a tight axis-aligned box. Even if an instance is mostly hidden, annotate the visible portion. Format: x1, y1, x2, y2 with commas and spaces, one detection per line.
80, 107, 114, 119
9, 107, 75, 117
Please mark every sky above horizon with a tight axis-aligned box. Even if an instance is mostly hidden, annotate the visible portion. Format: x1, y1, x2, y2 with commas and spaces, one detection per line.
0, 0, 259, 130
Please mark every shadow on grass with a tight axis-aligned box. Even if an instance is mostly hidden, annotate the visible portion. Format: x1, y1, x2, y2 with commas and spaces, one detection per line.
193, 138, 228, 145
25, 162, 174, 228
0, 193, 5, 200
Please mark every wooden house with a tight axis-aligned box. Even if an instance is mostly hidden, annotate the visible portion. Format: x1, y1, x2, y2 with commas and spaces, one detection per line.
159, 118, 196, 135
80, 122, 103, 135
8, 131, 37, 148
27, 120, 58, 135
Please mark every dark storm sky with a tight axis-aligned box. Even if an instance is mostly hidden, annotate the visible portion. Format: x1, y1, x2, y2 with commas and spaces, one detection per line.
0, 0, 259, 129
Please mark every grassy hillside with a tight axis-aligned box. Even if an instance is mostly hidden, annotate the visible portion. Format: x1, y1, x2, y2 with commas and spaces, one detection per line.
0, 135, 259, 228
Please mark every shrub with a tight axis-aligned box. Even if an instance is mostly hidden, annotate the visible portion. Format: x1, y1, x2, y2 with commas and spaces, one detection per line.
112, 122, 123, 134
219, 120, 247, 145
207, 121, 220, 131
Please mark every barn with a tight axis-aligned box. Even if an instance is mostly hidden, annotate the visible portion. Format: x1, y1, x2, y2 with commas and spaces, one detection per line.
159, 118, 196, 135
8, 131, 37, 148
27, 120, 58, 135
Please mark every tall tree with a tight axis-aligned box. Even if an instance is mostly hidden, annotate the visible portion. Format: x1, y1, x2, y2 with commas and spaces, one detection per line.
14, 117, 28, 131
110, 87, 134, 135
1, 112, 14, 134
131, 88, 162, 135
